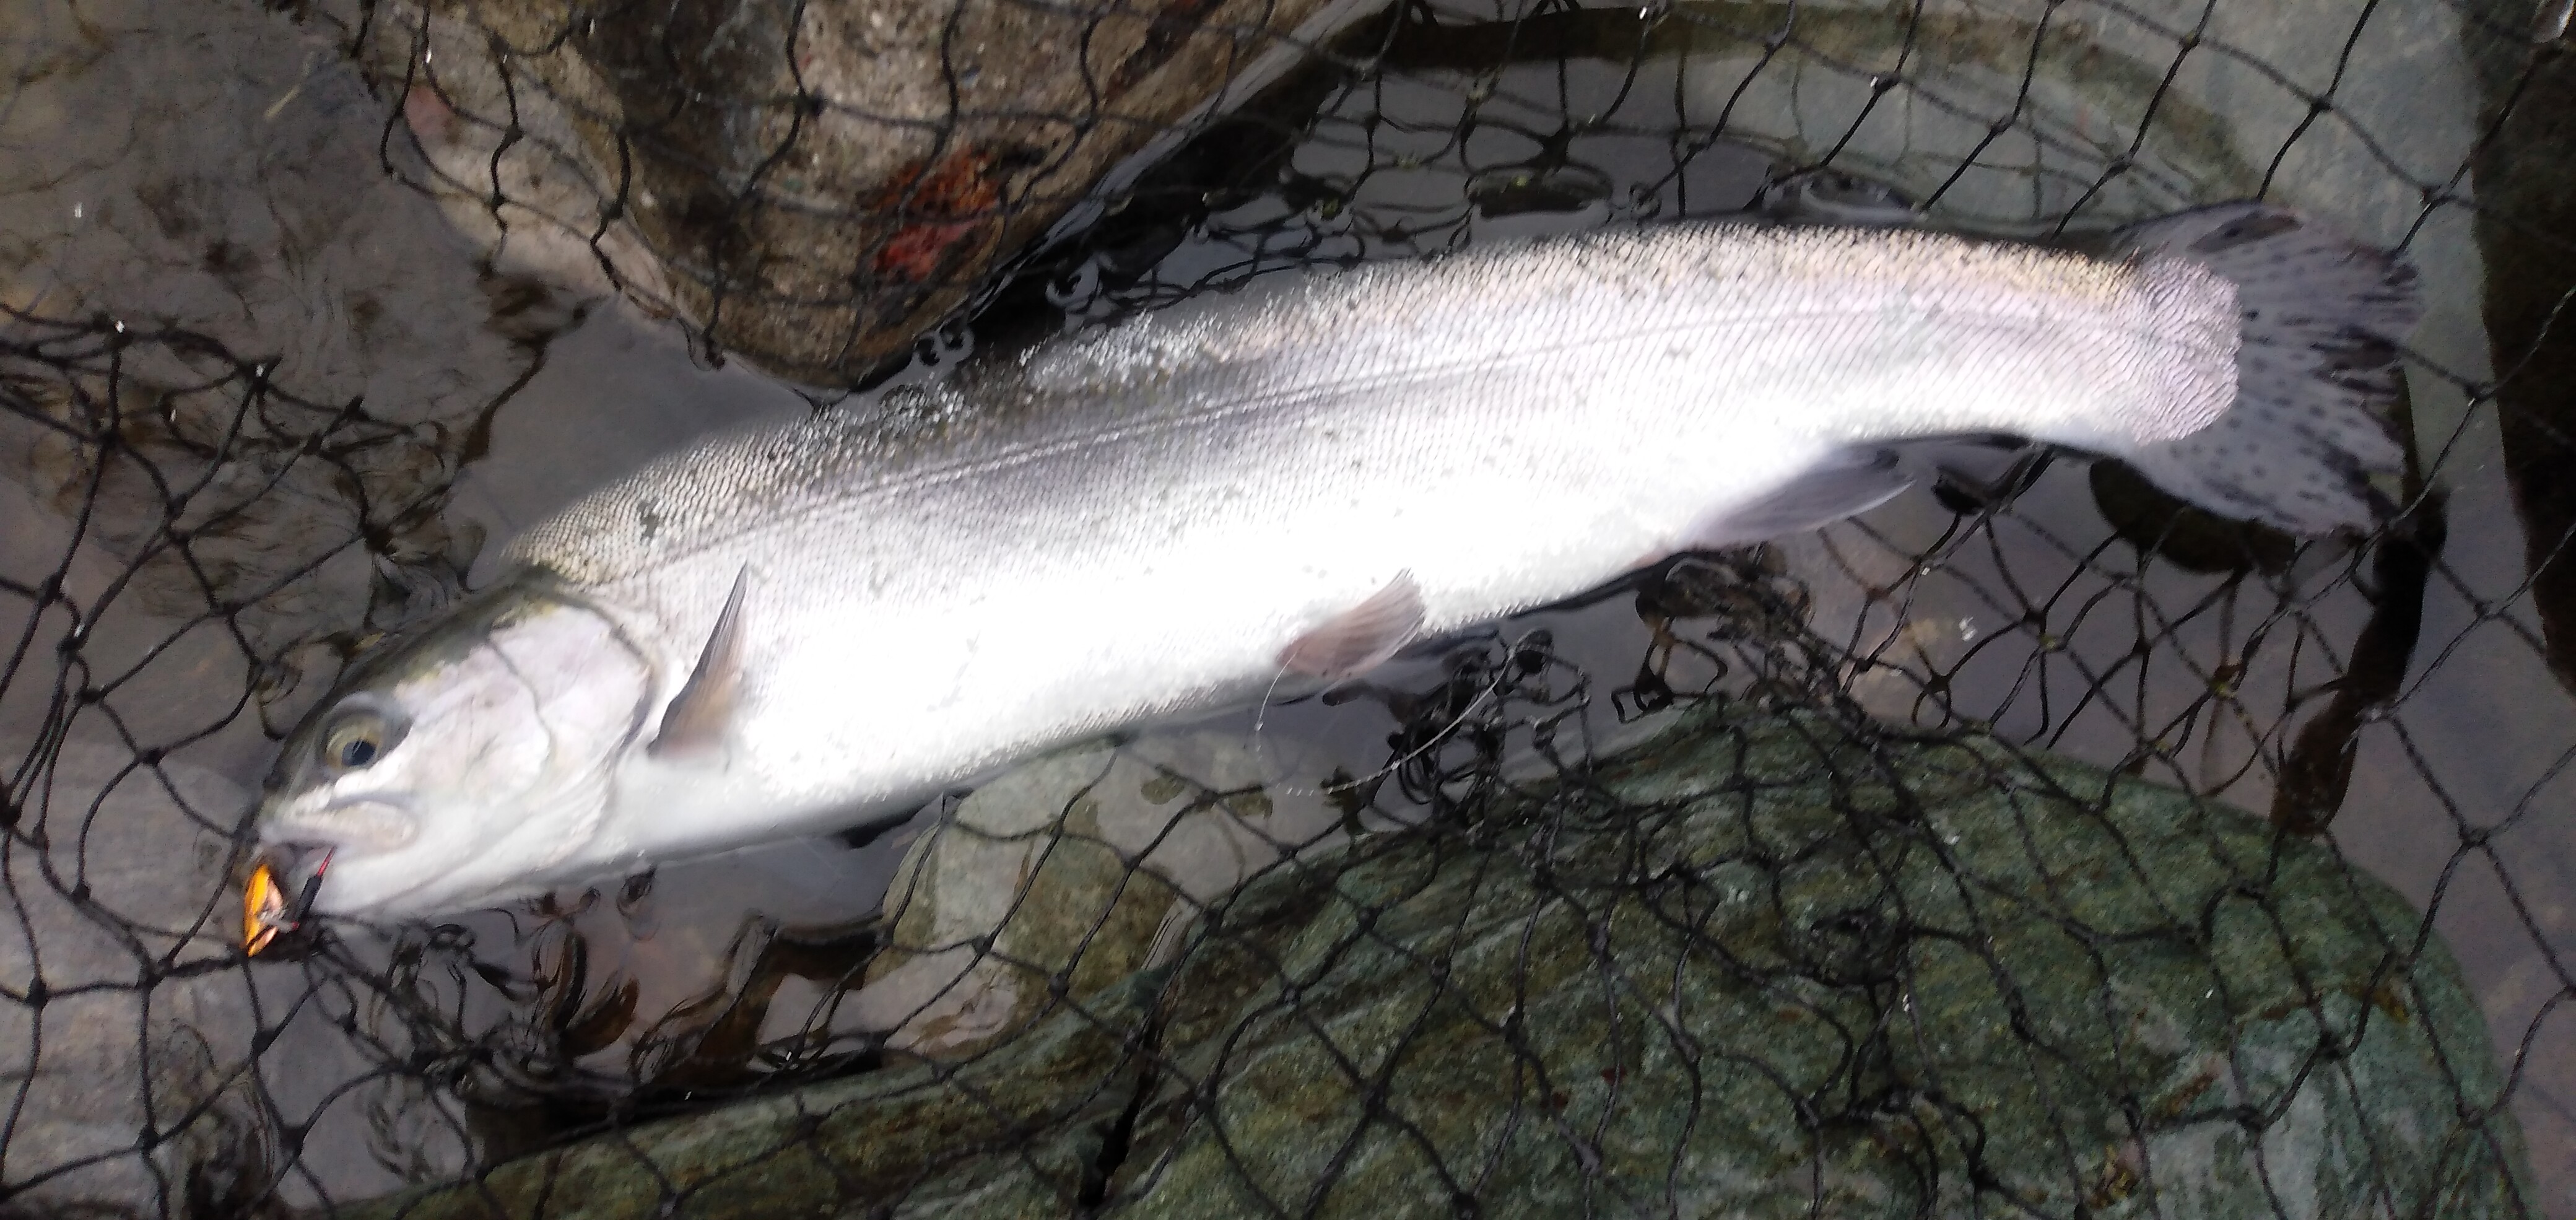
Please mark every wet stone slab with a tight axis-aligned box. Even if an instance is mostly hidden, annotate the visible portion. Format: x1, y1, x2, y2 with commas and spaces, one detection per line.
324, 0, 1358, 386
349, 699, 2535, 1218
0, 744, 273, 1218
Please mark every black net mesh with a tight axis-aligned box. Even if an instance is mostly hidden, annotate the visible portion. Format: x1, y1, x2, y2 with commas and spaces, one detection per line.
2, 0, 2572, 1214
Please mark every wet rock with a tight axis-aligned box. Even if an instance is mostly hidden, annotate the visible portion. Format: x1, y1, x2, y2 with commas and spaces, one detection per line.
341, 732, 1343, 1175
0, 0, 580, 671
0, 743, 274, 1218
348, 700, 2535, 1218
848, 733, 1343, 1058
325, 0, 1361, 386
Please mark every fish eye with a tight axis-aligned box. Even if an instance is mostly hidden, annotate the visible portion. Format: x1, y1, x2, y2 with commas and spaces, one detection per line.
326, 721, 381, 769
321, 710, 398, 772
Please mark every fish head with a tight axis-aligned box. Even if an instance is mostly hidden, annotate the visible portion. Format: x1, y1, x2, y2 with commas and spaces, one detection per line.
253, 573, 654, 925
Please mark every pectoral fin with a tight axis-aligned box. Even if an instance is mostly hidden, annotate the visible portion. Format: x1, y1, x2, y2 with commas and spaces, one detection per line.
1280, 571, 1425, 682
650, 569, 749, 760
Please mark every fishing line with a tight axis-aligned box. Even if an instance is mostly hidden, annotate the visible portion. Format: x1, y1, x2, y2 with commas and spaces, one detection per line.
1242, 630, 1553, 811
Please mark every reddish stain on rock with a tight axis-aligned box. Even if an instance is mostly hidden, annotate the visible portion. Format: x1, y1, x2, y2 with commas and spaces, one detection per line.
870, 150, 1002, 282
403, 81, 458, 147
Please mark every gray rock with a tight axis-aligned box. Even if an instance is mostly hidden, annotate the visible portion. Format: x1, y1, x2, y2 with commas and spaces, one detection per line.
345, 700, 2535, 1218
323, 0, 1366, 386
0, 0, 579, 686
829, 732, 1344, 1058
0, 744, 272, 1219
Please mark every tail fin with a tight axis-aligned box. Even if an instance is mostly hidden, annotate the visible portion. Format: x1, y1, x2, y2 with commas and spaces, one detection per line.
2110, 204, 2422, 534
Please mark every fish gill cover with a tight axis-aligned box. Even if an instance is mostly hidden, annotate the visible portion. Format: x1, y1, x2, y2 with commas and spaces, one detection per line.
0, 0, 2568, 1215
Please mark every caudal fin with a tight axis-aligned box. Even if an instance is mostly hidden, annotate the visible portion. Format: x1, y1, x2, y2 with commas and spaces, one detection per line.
2111, 204, 2422, 534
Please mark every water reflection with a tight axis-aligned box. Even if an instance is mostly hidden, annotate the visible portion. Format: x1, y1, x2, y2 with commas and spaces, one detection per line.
2469, 7, 2576, 702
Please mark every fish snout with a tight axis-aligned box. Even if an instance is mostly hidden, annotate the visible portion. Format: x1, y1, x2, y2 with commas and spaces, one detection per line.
243, 841, 334, 957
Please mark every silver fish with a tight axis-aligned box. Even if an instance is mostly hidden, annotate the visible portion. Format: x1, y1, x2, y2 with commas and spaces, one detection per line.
250, 204, 2417, 926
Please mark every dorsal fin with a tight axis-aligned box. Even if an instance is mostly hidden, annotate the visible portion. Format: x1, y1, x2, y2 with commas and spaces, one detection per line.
650, 569, 749, 760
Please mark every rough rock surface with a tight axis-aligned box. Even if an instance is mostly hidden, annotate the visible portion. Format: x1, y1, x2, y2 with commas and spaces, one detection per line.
0, 744, 271, 1218
848, 733, 1344, 1058
330, 0, 1355, 386
349, 700, 2535, 1218
0, 0, 580, 688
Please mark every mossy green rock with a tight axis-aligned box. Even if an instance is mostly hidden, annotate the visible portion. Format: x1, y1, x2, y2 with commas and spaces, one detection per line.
355, 703, 2533, 1218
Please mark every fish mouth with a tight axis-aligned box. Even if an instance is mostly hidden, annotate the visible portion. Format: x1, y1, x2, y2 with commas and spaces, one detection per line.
279, 795, 419, 851
243, 842, 334, 957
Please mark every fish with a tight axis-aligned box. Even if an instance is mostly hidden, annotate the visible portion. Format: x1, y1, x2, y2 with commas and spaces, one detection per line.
246, 202, 2419, 934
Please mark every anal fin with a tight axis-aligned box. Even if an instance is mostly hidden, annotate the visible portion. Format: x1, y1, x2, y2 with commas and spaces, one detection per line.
650, 568, 749, 760
1280, 571, 1425, 682
1683, 448, 1913, 549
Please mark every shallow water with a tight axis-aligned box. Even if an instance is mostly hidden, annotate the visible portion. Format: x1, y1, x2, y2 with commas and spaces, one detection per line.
2, 0, 2570, 1213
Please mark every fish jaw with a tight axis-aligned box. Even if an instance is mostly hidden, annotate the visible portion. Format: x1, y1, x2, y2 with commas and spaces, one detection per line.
251, 779, 429, 920
258, 754, 628, 920
259, 790, 420, 855
255, 763, 487, 917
